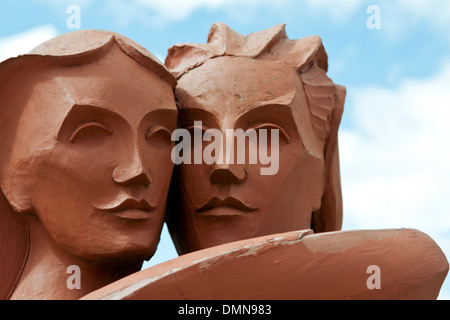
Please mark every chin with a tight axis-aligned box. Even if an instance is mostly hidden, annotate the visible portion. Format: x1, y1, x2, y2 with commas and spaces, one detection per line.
66, 236, 159, 266
108, 239, 159, 264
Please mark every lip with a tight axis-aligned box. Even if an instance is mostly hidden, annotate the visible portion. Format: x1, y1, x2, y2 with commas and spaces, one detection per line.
99, 198, 156, 221
196, 197, 257, 217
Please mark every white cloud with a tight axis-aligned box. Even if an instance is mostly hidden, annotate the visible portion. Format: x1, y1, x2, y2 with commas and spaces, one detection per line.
26, 0, 450, 32
135, 0, 364, 24
340, 60, 450, 298
396, 0, 450, 26
299, 0, 450, 40
136, 0, 229, 22
133, 0, 289, 26
381, 0, 450, 42
341, 60, 450, 232
0, 25, 59, 62
31, 0, 287, 27
30, 0, 362, 26
303, 0, 362, 23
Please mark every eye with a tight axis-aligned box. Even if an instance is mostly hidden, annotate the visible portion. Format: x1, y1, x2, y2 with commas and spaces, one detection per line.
186, 124, 211, 148
69, 121, 113, 144
186, 124, 208, 134
145, 125, 172, 142
250, 123, 291, 143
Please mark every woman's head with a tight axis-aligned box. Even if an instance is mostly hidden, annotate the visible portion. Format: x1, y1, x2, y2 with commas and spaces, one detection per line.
165, 23, 345, 254
0, 30, 177, 299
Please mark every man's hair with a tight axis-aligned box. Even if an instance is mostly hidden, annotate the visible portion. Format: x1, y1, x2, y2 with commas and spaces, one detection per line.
165, 23, 344, 141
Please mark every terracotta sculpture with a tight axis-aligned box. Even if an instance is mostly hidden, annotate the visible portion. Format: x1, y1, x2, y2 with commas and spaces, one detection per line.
1, 25, 447, 301
0, 30, 177, 300
164, 23, 345, 254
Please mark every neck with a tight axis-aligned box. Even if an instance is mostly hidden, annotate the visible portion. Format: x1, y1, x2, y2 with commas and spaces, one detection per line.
9, 215, 142, 300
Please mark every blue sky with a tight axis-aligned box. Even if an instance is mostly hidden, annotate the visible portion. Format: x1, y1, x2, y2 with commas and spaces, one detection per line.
1, 0, 450, 299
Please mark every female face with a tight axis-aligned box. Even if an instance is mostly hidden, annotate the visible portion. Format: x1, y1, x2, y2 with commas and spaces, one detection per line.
169, 56, 325, 253
3, 50, 177, 263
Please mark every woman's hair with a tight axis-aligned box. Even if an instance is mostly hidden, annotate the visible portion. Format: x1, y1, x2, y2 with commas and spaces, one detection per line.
165, 23, 345, 234
0, 29, 176, 300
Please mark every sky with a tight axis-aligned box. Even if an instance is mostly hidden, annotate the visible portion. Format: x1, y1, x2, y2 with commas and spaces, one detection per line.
1, 0, 450, 299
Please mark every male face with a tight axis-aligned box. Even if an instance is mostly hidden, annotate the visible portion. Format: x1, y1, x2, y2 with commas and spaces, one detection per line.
168, 56, 325, 253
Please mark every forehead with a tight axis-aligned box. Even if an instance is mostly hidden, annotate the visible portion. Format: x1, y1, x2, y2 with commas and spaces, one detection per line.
176, 56, 300, 118
54, 50, 176, 122
22, 49, 175, 136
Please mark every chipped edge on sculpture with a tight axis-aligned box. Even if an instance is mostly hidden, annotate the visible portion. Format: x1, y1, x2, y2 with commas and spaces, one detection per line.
88, 229, 313, 300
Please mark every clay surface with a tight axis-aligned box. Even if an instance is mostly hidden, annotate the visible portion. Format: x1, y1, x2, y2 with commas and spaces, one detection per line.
82, 228, 449, 300
0, 29, 177, 300
165, 23, 345, 255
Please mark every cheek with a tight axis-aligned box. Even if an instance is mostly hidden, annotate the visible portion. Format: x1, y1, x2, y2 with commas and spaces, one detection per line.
28, 147, 116, 219
142, 141, 175, 194
245, 141, 304, 185
178, 164, 211, 205
274, 151, 325, 211
144, 144, 174, 175
3, 150, 96, 249
35, 159, 89, 207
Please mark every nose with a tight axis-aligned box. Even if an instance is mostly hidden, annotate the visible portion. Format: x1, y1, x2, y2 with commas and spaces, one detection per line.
113, 142, 151, 187
207, 121, 248, 186
209, 163, 246, 186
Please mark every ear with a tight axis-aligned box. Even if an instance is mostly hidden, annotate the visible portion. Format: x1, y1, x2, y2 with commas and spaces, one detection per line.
1, 177, 34, 214
312, 85, 346, 233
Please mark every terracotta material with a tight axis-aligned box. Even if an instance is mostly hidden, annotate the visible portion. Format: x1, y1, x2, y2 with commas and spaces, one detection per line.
81, 228, 449, 300
165, 23, 346, 254
0, 30, 177, 300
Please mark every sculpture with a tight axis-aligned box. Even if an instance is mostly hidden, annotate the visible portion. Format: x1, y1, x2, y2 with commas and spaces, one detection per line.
164, 23, 345, 254
1, 25, 447, 301
0, 29, 177, 300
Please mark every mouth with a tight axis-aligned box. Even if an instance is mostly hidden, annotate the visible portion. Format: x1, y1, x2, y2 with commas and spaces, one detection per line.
99, 198, 156, 221
196, 197, 257, 217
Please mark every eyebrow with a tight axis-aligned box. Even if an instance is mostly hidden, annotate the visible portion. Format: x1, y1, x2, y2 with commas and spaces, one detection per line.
177, 89, 297, 131
235, 103, 294, 128
252, 90, 296, 110
177, 107, 221, 129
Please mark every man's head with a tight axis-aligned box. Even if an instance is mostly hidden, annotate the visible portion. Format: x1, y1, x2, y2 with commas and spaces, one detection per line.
165, 23, 345, 254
